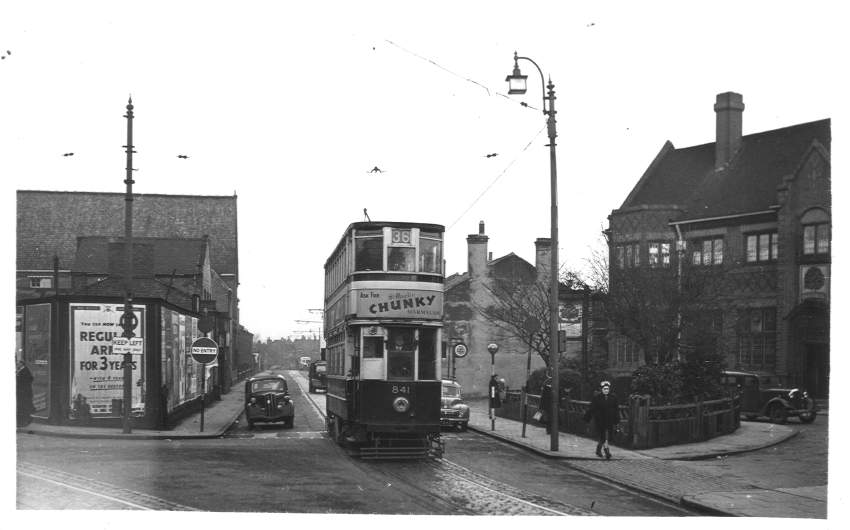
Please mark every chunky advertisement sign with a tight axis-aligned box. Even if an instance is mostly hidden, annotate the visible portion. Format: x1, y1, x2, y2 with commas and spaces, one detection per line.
70, 303, 145, 417
354, 289, 443, 319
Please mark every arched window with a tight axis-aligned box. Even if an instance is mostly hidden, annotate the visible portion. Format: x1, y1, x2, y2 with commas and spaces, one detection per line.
801, 208, 830, 256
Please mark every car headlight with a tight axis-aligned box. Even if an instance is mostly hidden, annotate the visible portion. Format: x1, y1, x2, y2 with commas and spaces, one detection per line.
392, 397, 410, 413
250, 397, 256, 404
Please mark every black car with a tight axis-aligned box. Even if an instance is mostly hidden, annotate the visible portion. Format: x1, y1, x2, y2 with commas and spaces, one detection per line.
244, 374, 294, 428
721, 370, 816, 424
308, 360, 327, 393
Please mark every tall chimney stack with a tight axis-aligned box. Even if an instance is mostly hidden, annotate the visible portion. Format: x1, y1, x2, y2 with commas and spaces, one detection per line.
714, 92, 744, 170
467, 220, 489, 280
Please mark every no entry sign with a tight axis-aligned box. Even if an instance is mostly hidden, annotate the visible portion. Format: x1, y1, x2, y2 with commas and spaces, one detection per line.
190, 337, 219, 364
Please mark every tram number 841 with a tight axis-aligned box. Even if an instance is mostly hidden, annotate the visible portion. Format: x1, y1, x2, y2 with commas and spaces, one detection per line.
392, 385, 410, 394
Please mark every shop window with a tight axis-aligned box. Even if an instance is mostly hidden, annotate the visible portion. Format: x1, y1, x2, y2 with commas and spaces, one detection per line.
29, 277, 53, 289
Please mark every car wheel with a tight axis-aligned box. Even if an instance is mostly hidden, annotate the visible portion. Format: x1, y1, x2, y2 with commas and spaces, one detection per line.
768, 404, 788, 424
799, 411, 817, 424
458, 422, 468, 432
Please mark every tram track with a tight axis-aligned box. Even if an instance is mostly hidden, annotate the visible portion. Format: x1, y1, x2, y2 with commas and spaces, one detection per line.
17, 461, 199, 511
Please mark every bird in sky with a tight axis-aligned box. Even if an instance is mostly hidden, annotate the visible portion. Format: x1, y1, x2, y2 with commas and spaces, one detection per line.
485, 153, 498, 158
369, 166, 383, 173
1, 50, 9, 60
520, 102, 528, 107
62, 152, 74, 157
177, 154, 189, 159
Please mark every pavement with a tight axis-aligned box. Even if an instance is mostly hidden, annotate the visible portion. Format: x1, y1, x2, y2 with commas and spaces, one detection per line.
17, 371, 828, 518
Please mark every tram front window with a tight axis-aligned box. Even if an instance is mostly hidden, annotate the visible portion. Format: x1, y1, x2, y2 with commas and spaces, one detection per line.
388, 247, 415, 272
387, 329, 414, 381
419, 236, 442, 273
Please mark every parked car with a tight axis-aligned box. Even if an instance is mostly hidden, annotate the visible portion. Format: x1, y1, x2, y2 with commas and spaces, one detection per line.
308, 360, 327, 393
440, 379, 470, 431
244, 374, 294, 428
721, 370, 816, 424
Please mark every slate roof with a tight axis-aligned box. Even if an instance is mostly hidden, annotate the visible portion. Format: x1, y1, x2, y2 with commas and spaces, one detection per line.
620, 119, 830, 221
73, 236, 207, 276
16, 191, 237, 275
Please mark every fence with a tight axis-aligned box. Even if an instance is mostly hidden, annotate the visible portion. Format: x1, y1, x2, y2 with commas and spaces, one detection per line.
497, 390, 740, 449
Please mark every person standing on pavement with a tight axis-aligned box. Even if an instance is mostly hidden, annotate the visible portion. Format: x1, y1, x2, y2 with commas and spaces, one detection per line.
585, 380, 619, 459
539, 376, 553, 434
17, 359, 35, 427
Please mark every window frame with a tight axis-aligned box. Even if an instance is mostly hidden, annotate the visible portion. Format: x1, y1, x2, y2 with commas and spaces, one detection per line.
615, 242, 640, 269
691, 237, 724, 266
744, 231, 778, 263
802, 223, 829, 257
736, 307, 777, 370
647, 241, 671, 268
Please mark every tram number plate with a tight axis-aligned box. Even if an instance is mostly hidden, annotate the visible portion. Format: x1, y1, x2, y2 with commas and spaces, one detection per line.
391, 385, 410, 394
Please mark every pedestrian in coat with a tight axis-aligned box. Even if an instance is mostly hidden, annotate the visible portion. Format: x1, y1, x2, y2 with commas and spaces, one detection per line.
16, 359, 34, 427
539, 377, 553, 434
584, 380, 619, 459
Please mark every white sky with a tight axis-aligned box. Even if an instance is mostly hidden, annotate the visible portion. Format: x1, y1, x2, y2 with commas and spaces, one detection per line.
2, 0, 846, 346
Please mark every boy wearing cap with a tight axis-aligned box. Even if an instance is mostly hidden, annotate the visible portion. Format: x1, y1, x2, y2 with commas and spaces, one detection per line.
586, 380, 619, 459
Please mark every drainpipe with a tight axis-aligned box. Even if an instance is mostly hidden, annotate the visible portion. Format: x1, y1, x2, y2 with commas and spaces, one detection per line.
674, 224, 685, 362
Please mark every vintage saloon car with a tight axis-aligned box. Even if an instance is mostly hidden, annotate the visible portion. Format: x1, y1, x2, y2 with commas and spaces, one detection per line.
440, 379, 470, 431
308, 360, 327, 393
244, 374, 294, 428
722, 370, 817, 424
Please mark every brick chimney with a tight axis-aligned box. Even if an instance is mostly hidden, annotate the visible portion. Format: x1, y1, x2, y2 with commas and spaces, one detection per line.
535, 238, 552, 284
467, 221, 489, 280
714, 92, 745, 170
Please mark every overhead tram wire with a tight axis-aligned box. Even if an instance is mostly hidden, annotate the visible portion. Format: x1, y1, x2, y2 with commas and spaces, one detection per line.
383, 39, 541, 112
446, 124, 547, 231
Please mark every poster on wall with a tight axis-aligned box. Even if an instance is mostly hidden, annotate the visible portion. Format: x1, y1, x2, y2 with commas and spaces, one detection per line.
69, 303, 145, 417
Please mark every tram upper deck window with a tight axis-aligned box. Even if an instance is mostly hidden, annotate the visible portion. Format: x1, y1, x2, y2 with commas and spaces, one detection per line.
355, 229, 383, 271
388, 247, 415, 271
419, 232, 442, 274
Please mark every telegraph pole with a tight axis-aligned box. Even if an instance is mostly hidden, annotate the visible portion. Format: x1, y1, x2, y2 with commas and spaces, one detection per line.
121, 97, 136, 434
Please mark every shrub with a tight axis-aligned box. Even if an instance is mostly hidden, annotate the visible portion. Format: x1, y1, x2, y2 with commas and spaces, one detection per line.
630, 352, 725, 405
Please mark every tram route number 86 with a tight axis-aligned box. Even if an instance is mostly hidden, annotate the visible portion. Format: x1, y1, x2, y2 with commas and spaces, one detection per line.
392, 385, 410, 394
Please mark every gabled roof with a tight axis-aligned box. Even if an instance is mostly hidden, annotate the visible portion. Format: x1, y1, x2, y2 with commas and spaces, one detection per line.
620, 119, 830, 221
16, 191, 237, 275
74, 236, 207, 275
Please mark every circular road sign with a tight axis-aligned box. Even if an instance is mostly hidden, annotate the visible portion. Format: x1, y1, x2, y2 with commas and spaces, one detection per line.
453, 343, 468, 358
191, 337, 219, 364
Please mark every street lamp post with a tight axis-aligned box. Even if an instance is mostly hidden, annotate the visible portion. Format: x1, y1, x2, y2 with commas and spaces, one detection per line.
121, 97, 136, 434
506, 52, 560, 451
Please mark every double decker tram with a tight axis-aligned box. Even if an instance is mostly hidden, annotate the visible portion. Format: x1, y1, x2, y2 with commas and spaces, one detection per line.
323, 221, 445, 459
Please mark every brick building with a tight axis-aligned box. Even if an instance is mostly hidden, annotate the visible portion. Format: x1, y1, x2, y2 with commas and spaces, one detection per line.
443, 222, 605, 397
16, 190, 251, 426
607, 93, 830, 397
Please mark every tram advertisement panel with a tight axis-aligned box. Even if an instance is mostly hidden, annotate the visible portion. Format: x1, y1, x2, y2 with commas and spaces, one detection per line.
354, 289, 443, 319
69, 303, 145, 417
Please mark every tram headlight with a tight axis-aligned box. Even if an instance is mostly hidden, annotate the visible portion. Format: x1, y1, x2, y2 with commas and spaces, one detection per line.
392, 396, 410, 413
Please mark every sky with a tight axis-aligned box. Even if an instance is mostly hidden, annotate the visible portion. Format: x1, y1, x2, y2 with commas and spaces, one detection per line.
2, 0, 846, 345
